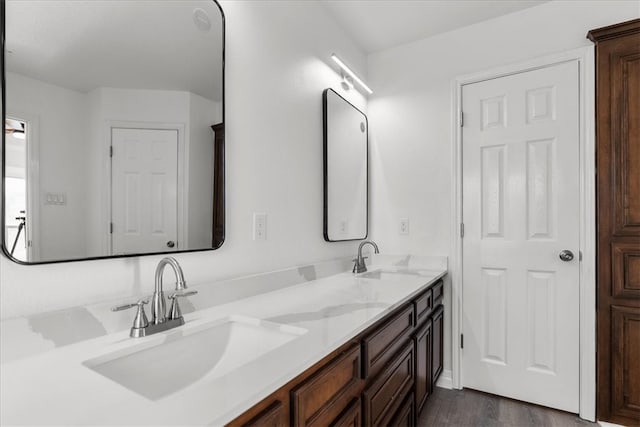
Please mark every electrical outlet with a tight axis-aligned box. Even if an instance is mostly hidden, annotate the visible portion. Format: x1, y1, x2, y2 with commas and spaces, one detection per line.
399, 217, 409, 235
253, 213, 267, 240
339, 219, 348, 234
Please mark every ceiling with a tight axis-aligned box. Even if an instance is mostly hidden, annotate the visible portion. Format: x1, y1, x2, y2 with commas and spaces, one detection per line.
321, 0, 551, 54
5, 0, 223, 101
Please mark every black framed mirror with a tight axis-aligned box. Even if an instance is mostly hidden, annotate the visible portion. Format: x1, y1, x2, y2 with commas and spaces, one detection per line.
1, 0, 225, 264
323, 88, 368, 242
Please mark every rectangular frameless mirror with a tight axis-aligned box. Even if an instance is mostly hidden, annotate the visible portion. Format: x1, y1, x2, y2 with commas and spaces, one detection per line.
1, 0, 225, 264
323, 88, 367, 242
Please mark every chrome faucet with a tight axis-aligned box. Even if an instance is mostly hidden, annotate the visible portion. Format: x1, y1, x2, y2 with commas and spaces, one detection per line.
353, 240, 379, 274
151, 256, 187, 324
112, 257, 197, 338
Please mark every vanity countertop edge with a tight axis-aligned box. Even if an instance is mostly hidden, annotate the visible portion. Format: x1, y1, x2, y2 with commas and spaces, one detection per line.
0, 263, 447, 426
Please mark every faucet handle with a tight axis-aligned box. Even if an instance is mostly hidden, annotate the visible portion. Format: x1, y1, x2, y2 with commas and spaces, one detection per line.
111, 299, 149, 330
111, 299, 148, 312
168, 290, 197, 320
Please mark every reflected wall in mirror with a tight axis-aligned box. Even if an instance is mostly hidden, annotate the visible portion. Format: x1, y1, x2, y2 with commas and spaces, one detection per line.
2, 0, 225, 264
323, 88, 367, 242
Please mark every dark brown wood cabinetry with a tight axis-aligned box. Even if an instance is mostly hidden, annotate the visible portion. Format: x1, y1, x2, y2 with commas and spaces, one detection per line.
431, 306, 444, 385
588, 19, 640, 426
291, 344, 363, 426
228, 277, 446, 427
242, 401, 288, 427
414, 319, 432, 414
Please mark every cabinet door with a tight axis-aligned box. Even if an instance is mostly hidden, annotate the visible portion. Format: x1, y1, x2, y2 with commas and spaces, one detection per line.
588, 18, 640, 426
414, 319, 432, 415
432, 305, 444, 384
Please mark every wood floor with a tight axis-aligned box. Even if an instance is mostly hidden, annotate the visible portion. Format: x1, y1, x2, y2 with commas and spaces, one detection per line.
417, 387, 595, 427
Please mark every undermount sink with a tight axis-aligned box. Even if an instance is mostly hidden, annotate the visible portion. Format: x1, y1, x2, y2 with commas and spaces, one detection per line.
358, 268, 441, 280
83, 315, 307, 401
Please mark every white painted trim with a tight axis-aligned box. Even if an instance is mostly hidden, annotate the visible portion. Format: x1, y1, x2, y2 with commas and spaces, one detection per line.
7, 111, 40, 262
436, 369, 453, 390
102, 120, 189, 255
579, 45, 596, 422
450, 46, 596, 421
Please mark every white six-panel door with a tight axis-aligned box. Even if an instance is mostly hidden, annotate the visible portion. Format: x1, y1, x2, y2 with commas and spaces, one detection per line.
111, 128, 178, 255
462, 61, 580, 412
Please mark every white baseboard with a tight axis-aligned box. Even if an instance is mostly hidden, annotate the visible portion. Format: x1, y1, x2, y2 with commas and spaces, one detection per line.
435, 369, 453, 389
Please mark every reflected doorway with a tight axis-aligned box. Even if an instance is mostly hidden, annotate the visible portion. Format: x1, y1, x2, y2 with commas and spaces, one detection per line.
4, 116, 36, 261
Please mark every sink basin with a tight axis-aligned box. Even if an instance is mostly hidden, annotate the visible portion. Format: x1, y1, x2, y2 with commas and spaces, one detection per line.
358, 268, 441, 280
83, 315, 307, 401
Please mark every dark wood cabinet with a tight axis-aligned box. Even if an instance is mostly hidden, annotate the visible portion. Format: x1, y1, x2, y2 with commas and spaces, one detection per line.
362, 304, 414, 379
588, 18, 640, 426
362, 341, 414, 426
330, 398, 361, 427
291, 344, 363, 427
228, 277, 446, 427
431, 305, 444, 384
414, 319, 432, 414
241, 401, 288, 427
388, 393, 415, 427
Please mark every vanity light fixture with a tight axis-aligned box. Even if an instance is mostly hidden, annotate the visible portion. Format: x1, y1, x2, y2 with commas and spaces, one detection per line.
331, 53, 373, 95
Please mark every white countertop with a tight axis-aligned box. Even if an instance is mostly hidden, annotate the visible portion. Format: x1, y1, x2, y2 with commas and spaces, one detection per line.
0, 263, 446, 426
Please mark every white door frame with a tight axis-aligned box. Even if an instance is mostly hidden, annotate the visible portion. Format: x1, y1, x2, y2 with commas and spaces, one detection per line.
449, 46, 596, 421
6, 111, 40, 262
102, 121, 189, 256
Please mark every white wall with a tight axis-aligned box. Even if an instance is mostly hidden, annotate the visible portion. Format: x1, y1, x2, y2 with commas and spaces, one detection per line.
5, 72, 90, 261
0, 0, 367, 319
368, 0, 639, 381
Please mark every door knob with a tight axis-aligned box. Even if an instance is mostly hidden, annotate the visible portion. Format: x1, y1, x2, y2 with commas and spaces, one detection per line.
167, 241, 175, 248
559, 250, 574, 262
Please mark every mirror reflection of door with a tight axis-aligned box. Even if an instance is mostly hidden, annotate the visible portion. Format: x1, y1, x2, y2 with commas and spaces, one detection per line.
2, 0, 224, 263
4, 116, 35, 262
111, 128, 179, 255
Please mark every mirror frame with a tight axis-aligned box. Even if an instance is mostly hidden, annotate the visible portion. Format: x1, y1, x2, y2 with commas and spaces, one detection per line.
322, 88, 368, 242
0, 0, 226, 264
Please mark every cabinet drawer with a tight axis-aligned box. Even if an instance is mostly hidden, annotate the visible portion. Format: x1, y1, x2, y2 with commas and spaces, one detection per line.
291, 343, 362, 427
414, 289, 433, 324
363, 341, 414, 427
241, 401, 287, 427
387, 392, 414, 427
362, 304, 414, 378
330, 397, 361, 427
432, 280, 444, 304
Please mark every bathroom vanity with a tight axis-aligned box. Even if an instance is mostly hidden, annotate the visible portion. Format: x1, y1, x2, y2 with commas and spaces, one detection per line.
229, 275, 444, 426
0, 258, 446, 426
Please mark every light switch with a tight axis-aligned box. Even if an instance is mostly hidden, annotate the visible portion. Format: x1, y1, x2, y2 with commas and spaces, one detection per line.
253, 213, 267, 240
399, 217, 409, 235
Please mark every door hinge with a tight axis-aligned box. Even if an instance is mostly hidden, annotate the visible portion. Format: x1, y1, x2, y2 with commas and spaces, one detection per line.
110, 146, 114, 157
460, 111, 464, 127
461, 334, 464, 349
110, 222, 113, 234
460, 223, 465, 238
